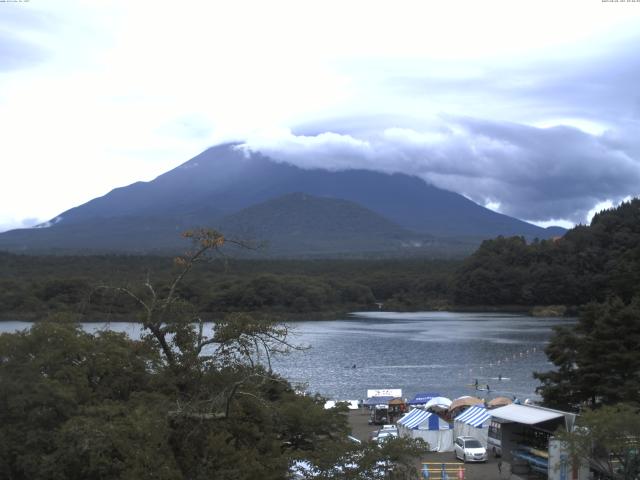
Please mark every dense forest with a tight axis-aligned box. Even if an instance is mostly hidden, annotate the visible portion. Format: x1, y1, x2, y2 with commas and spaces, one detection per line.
2, 200, 639, 320
0, 232, 426, 479
0, 251, 458, 320
453, 199, 640, 307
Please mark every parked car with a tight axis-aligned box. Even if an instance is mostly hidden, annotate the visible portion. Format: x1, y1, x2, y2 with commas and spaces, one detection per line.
376, 430, 398, 445
370, 424, 399, 443
379, 425, 398, 435
454, 436, 487, 463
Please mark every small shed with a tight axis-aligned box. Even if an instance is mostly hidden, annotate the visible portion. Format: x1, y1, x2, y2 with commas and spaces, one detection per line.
397, 409, 454, 452
387, 397, 407, 422
453, 405, 492, 447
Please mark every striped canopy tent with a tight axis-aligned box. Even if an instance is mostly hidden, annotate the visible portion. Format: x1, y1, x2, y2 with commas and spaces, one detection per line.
453, 405, 492, 447
397, 409, 454, 452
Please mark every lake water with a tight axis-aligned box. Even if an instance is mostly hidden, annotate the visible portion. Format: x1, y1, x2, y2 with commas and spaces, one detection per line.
1, 311, 571, 403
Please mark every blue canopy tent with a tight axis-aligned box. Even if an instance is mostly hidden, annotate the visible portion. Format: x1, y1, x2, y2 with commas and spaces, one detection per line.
363, 396, 394, 406
453, 405, 492, 447
407, 392, 441, 406
397, 409, 454, 452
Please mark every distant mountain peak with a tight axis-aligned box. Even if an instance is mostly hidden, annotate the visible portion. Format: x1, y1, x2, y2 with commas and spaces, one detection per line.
0, 143, 565, 256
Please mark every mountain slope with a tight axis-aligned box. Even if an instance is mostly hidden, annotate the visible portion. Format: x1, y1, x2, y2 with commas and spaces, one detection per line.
0, 143, 564, 255
216, 192, 433, 256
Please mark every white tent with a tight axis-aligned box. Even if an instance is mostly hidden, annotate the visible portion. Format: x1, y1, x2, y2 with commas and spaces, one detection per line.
424, 396, 452, 411
397, 409, 454, 452
453, 405, 491, 447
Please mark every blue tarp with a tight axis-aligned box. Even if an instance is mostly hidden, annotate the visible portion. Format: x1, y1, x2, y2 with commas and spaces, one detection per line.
407, 392, 441, 405
454, 405, 491, 427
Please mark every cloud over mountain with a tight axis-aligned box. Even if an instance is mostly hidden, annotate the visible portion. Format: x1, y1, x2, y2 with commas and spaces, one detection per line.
244, 114, 640, 225
1, 2, 639, 231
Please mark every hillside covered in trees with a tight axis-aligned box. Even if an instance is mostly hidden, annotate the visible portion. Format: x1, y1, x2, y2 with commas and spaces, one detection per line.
0, 252, 457, 321
2, 199, 639, 321
453, 199, 640, 307
491, 199, 640, 439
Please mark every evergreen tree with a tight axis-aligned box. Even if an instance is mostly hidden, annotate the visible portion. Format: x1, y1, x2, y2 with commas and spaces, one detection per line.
535, 295, 640, 410
453, 198, 640, 307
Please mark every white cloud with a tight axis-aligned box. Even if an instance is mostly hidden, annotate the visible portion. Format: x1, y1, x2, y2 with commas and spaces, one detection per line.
484, 201, 502, 213
586, 196, 634, 224
242, 119, 640, 225
528, 219, 575, 230
586, 200, 615, 224
1, 1, 639, 231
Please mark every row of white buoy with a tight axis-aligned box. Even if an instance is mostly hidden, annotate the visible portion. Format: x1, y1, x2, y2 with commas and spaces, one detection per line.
462, 346, 540, 381
490, 346, 538, 366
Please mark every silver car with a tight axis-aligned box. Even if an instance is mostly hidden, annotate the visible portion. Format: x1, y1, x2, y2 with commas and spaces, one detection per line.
454, 436, 487, 463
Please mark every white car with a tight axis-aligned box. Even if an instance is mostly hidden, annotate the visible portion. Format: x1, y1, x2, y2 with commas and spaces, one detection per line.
454, 436, 487, 463
376, 430, 398, 445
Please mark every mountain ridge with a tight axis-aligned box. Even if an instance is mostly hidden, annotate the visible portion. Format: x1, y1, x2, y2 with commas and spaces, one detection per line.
0, 143, 565, 256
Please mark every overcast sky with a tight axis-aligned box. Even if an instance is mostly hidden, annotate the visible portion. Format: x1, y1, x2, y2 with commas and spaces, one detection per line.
1, 0, 639, 232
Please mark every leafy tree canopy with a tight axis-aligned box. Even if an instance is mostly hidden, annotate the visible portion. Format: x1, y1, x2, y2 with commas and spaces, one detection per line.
555, 404, 640, 480
534, 295, 640, 411
0, 230, 426, 479
453, 198, 640, 306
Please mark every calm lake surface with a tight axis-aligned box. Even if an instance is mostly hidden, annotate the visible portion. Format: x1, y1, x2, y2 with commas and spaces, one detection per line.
1, 311, 572, 402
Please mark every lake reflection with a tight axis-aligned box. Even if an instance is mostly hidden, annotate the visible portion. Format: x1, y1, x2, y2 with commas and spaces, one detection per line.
1, 311, 571, 402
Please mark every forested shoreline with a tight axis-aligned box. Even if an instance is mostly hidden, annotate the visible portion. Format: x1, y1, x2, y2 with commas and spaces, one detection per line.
0, 253, 459, 321
2, 200, 638, 321
453, 199, 640, 307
